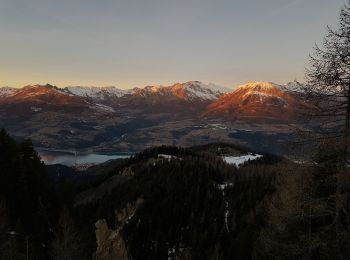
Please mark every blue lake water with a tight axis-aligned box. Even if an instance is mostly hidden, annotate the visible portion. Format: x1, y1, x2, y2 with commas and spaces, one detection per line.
37, 149, 133, 166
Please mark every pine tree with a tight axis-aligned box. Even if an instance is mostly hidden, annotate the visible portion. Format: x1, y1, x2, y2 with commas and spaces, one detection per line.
305, 0, 350, 163
49, 207, 84, 260
0, 130, 56, 259
0, 197, 11, 258
259, 2, 350, 255
305, 0, 350, 249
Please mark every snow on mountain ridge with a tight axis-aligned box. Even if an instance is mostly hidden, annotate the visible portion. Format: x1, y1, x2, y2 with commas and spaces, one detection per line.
64, 86, 128, 100
11, 84, 69, 99
182, 81, 232, 100
232, 82, 288, 102
0, 81, 305, 105
181, 81, 231, 93
281, 81, 306, 93
181, 83, 221, 100
63, 81, 230, 101
206, 80, 304, 121
234, 81, 306, 94
235, 81, 278, 91
137, 81, 232, 101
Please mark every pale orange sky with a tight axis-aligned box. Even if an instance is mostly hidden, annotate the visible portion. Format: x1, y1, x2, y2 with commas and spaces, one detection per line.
0, 0, 344, 89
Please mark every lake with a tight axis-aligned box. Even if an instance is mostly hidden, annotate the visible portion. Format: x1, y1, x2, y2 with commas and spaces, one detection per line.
37, 149, 133, 166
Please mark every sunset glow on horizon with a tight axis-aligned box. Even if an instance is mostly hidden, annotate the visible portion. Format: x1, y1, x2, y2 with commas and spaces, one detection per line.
0, 0, 345, 89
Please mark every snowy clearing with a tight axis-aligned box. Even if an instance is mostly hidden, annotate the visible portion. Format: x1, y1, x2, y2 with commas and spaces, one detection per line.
223, 154, 263, 167
158, 154, 177, 160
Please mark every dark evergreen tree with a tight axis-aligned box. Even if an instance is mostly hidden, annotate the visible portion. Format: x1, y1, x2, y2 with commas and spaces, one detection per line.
49, 207, 84, 260
0, 129, 57, 259
303, 0, 350, 254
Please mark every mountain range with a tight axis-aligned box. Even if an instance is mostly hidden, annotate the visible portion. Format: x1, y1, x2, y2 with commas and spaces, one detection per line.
0, 81, 308, 153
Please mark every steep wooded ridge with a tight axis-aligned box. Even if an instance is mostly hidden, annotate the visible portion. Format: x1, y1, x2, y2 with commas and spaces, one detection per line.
0, 81, 306, 154
71, 143, 284, 260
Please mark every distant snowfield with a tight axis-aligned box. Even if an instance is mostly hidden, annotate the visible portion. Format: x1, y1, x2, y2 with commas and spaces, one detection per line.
223, 154, 263, 167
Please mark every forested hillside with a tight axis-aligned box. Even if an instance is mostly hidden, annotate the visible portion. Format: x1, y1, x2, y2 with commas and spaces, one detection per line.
73, 145, 286, 259
1, 129, 349, 259
0, 129, 82, 259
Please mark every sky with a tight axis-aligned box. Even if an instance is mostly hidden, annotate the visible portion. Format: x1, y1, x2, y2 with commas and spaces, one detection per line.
0, 0, 346, 89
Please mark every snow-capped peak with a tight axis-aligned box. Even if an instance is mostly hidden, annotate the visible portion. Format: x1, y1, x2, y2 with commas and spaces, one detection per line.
235, 82, 280, 91
232, 82, 288, 101
234, 81, 307, 96
281, 81, 306, 93
64, 86, 128, 100
179, 81, 231, 100
183, 81, 231, 93
132, 81, 231, 101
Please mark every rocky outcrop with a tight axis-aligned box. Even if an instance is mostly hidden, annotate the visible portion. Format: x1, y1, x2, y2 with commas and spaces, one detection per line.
94, 198, 144, 260
95, 219, 129, 260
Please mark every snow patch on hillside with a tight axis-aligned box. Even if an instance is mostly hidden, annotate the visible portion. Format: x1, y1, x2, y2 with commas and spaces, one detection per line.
31, 107, 42, 112
91, 103, 115, 112
215, 182, 234, 232
245, 91, 288, 104
157, 154, 183, 161
223, 154, 263, 167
